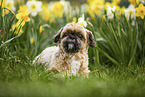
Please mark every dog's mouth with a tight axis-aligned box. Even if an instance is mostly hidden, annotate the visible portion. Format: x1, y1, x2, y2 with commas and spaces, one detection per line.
62, 41, 81, 54
68, 43, 74, 50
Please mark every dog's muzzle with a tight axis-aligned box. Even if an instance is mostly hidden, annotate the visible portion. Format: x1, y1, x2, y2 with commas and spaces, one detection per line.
62, 37, 81, 54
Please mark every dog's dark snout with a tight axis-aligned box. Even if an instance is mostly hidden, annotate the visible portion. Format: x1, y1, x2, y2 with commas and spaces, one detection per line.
69, 35, 75, 40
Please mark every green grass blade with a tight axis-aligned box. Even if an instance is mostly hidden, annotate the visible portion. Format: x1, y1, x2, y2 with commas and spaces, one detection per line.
0, 33, 22, 48
95, 45, 120, 66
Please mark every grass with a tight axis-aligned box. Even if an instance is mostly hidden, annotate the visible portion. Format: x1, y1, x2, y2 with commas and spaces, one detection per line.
0, 48, 144, 97
0, 0, 145, 97
0, 64, 144, 97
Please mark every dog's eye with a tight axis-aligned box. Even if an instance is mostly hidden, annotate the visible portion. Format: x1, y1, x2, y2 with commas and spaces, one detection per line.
64, 33, 68, 37
78, 34, 83, 38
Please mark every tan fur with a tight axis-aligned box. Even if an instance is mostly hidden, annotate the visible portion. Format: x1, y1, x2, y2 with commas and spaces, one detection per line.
33, 22, 95, 77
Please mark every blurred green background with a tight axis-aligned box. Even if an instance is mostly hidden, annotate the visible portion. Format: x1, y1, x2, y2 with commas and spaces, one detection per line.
0, 0, 144, 96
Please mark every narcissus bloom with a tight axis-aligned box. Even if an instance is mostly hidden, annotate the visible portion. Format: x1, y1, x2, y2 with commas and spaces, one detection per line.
87, 0, 104, 7
26, 0, 42, 17
119, 6, 125, 15
52, 1, 64, 18
107, 5, 116, 19
39, 26, 44, 34
125, 5, 136, 20
17, 5, 28, 13
135, 3, 145, 19
39, 4, 50, 21
1, 0, 16, 16
60, 0, 70, 13
16, 5, 30, 26
12, 5, 30, 35
72, 17, 77, 23
77, 14, 87, 27
88, 0, 104, 15
30, 37, 34, 44
16, 11, 30, 26
16, 12, 30, 22
5, 0, 16, 12
104, 2, 120, 11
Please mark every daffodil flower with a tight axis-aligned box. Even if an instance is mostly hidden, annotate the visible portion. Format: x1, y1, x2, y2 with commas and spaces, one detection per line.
72, 17, 77, 23
16, 5, 30, 26
39, 26, 44, 34
60, 0, 70, 13
52, 1, 64, 18
39, 4, 50, 21
77, 14, 87, 27
30, 37, 34, 44
125, 4, 136, 20
17, 5, 28, 13
135, 3, 145, 19
5, 0, 16, 13
1, 0, 16, 16
107, 5, 116, 19
26, 0, 42, 17
16, 11, 30, 22
16, 10, 30, 26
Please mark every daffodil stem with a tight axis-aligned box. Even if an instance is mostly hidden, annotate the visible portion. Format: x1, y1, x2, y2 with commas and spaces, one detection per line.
2, 7, 15, 15
2, 14, 6, 41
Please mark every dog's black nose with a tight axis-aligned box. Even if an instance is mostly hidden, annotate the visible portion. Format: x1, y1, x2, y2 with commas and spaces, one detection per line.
69, 35, 75, 40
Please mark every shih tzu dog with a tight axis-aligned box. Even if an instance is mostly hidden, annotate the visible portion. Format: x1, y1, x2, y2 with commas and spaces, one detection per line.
33, 22, 96, 76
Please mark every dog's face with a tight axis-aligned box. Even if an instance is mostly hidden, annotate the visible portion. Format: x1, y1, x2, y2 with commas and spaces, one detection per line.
53, 22, 96, 54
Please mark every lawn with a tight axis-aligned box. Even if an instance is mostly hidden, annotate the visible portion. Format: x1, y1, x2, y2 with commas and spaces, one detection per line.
0, 0, 145, 97
0, 63, 144, 97
0, 63, 145, 97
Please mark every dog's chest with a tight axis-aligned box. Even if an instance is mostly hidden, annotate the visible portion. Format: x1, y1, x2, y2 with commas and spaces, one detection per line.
50, 50, 88, 76
61, 54, 85, 76
68, 59, 81, 76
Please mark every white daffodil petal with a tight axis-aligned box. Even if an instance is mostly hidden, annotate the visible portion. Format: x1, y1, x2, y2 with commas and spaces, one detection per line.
26, 0, 42, 17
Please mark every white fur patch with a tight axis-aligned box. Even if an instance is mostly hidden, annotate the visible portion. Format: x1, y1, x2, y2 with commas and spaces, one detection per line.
68, 43, 74, 50
70, 60, 81, 76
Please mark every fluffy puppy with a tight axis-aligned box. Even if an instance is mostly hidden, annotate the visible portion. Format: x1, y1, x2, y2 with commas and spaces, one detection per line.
33, 22, 96, 76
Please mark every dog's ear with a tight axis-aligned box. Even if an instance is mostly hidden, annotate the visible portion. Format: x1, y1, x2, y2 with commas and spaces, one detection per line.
86, 29, 96, 47
53, 28, 63, 43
